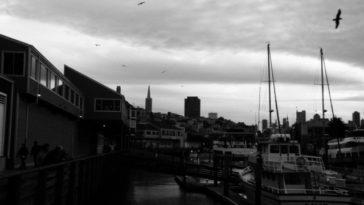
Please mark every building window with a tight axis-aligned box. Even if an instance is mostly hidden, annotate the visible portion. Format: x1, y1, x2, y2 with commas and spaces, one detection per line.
95, 99, 121, 111
53, 76, 59, 92
70, 90, 75, 104
2, 52, 24, 75
80, 97, 83, 110
30, 55, 38, 80
64, 85, 70, 100
75, 94, 79, 106
39, 64, 47, 86
0, 93, 6, 156
57, 79, 64, 96
48, 71, 56, 90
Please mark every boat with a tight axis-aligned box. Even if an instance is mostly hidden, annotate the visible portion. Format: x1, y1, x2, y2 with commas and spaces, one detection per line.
238, 45, 351, 205
328, 129, 364, 162
240, 134, 351, 205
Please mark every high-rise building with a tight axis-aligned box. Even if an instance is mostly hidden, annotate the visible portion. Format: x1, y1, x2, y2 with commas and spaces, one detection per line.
283, 117, 289, 129
184, 96, 200, 118
145, 86, 152, 113
296, 110, 306, 124
353, 111, 360, 128
208, 112, 218, 119
262, 119, 268, 130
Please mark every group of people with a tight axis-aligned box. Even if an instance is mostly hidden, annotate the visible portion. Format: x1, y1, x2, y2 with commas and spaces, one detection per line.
16, 141, 69, 169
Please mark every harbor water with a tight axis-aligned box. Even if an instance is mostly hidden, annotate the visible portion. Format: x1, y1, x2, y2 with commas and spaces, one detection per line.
104, 167, 223, 205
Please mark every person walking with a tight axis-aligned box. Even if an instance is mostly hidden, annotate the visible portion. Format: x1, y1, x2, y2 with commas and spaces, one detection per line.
16, 143, 29, 169
30, 141, 41, 167
38, 144, 50, 166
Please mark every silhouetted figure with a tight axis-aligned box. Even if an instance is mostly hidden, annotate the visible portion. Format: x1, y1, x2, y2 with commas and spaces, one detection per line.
103, 144, 112, 153
43, 146, 67, 165
16, 143, 29, 169
333, 9, 342, 29
38, 144, 50, 166
30, 141, 41, 167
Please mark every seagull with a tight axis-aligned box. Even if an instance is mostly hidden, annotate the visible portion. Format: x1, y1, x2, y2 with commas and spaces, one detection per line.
161, 70, 166, 74
138, 2, 145, 5
95, 44, 101, 46
122, 65, 127, 67
333, 9, 342, 29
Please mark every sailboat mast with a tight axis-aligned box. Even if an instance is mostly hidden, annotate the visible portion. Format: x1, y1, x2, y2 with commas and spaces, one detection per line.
321, 48, 325, 122
268, 44, 272, 128
320, 48, 326, 159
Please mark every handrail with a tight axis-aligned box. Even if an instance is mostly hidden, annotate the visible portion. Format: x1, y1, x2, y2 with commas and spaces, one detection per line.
0, 151, 122, 180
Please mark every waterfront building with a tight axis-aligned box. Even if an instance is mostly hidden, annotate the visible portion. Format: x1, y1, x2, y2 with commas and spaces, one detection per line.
0, 34, 86, 170
64, 66, 131, 152
0, 75, 13, 171
208, 112, 218, 120
353, 111, 360, 129
296, 110, 306, 124
184, 96, 200, 119
135, 122, 186, 148
145, 85, 152, 113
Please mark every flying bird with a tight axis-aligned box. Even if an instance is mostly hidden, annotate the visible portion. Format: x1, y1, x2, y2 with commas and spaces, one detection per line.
333, 9, 342, 29
138, 2, 145, 5
95, 44, 101, 46
161, 70, 166, 74
122, 65, 127, 67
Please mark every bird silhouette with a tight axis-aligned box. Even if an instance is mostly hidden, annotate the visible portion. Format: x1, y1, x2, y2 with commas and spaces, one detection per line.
161, 70, 166, 74
95, 44, 101, 46
333, 9, 342, 29
138, 2, 145, 5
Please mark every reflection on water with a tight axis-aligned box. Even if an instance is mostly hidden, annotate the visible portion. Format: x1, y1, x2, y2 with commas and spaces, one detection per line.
114, 168, 222, 205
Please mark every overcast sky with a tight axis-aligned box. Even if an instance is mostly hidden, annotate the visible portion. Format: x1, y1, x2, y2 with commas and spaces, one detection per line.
1, 0, 364, 126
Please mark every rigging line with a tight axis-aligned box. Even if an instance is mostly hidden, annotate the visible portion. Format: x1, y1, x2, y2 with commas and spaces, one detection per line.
269, 50, 282, 133
322, 54, 335, 119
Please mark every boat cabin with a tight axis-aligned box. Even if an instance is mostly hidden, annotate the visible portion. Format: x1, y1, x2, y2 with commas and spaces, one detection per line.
260, 134, 301, 163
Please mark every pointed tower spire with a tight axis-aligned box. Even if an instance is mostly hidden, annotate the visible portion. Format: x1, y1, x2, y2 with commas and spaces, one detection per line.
145, 85, 152, 113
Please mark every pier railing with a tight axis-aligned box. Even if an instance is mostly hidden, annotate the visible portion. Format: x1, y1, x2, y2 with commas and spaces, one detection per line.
260, 184, 349, 195
263, 155, 325, 173
0, 151, 122, 205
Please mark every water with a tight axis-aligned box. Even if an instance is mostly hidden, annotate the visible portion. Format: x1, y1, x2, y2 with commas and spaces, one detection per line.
108, 168, 223, 205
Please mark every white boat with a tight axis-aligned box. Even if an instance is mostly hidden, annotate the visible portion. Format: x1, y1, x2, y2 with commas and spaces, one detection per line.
328, 129, 364, 161
239, 134, 351, 205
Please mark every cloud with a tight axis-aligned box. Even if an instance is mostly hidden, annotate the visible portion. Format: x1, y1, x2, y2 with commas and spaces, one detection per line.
2, 0, 364, 64
1, 0, 364, 123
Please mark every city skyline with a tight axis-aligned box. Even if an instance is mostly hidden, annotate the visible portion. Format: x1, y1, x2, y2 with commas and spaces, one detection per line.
2, 1, 364, 123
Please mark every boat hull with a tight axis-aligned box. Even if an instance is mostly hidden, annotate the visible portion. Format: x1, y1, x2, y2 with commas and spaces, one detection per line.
242, 181, 352, 205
